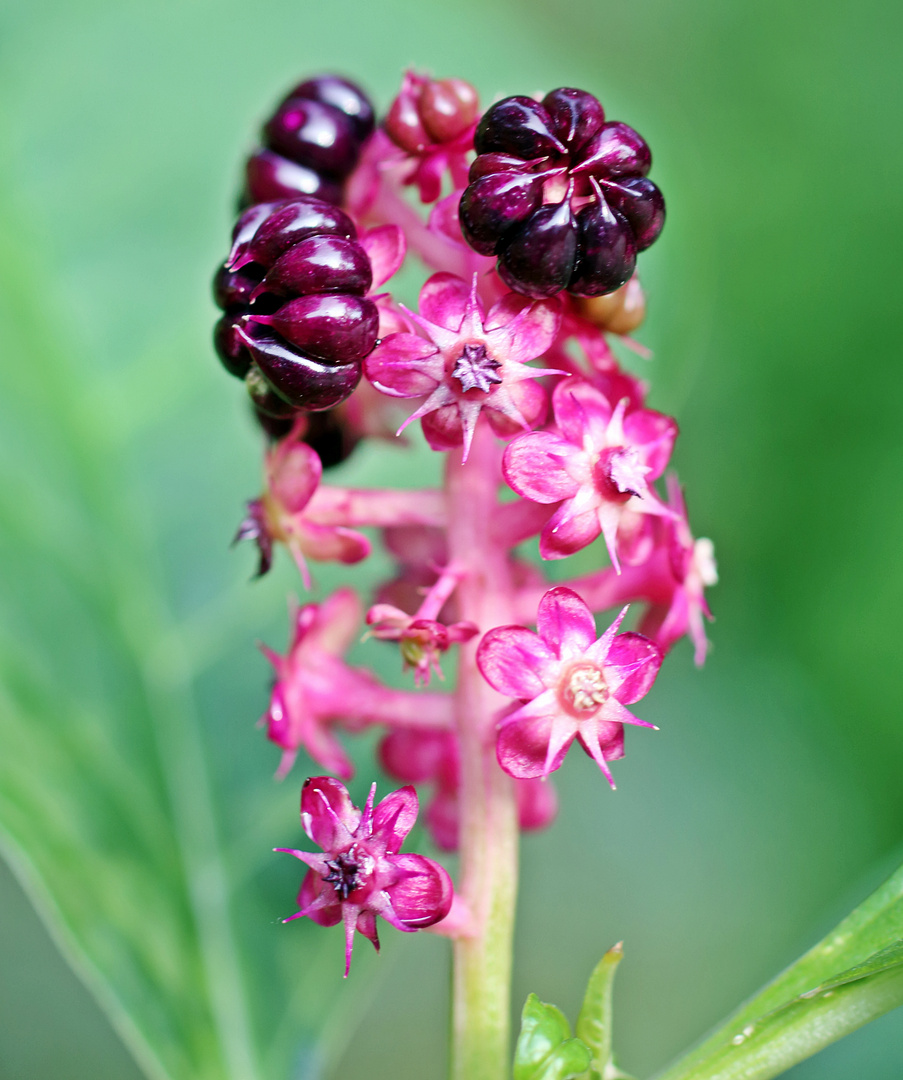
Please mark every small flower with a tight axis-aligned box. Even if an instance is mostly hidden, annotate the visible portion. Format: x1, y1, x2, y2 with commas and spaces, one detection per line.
277, 777, 453, 975
503, 378, 677, 569
364, 272, 564, 460
261, 589, 372, 779
477, 586, 662, 786
235, 431, 370, 584
636, 475, 717, 666
366, 603, 478, 686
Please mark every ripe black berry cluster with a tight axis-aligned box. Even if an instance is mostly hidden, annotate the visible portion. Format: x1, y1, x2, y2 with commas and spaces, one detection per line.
213, 196, 379, 416
459, 88, 665, 298
243, 76, 375, 207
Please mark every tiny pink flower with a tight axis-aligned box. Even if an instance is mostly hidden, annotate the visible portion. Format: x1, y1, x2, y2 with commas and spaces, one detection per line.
477, 586, 662, 786
379, 728, 557, 851
235, 431, 370, 585
365, 603, 478, 686
503, 378, 677, 569
364, 272, 564, 460
637, 475, 717, 666
277, 777, 453, 976
261, 588, 373, 780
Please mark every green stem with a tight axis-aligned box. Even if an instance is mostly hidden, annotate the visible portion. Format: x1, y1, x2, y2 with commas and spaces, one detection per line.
446, 426, 520, 1080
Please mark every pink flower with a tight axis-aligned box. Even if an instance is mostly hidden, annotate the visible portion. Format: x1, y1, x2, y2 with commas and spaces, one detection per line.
636, 475, 717, 666
503, 378, 677, 569
278, 777, 453, 976
379, 729, 557, 851
235, 432, 370, 585
477, 586, 662, 786
366, 603, 478, 686
260, 589, 372, 780
364, 273, 564, 460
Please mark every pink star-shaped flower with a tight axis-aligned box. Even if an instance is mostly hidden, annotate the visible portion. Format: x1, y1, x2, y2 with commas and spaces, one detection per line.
502, 378, 677, 569
477, 586, 662, 787
364, 272, 564, 460
277, 777, 453, 975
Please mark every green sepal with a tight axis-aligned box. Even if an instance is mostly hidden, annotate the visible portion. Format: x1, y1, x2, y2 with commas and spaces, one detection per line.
513, 993, 593, 1080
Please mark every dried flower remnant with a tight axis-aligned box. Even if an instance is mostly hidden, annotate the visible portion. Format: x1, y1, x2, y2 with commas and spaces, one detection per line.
278, 777, 453, 975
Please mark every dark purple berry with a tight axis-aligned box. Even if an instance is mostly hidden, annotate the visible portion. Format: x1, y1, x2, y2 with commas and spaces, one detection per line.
245, 149, 342, 206
569, 200, 636, 297
227, 201, 283, 268
468, 152, 533, 182
541, 87, 605, 151
248, 294, 379, 364
213, 263, 264, 311
459, 171, 546, 254
246, 364, 299, 418
574, 121, 651, 179
303, 409, 360, 467
287, 75, 375, 142
251, 235, 372, 300
239, 324, 362, 412
232, 197, 356, 270
603, 177, 665, 251
253, 406, 296, 438
474, 96, 566, 160
497, 199, 579, 299
264, 98, 359, 178
214, 314, 253, 378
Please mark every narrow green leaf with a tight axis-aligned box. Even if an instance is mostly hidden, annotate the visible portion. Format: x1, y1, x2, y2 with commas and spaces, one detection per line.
655, 862, 903, 1080
514, 993, 593, 1080
576, 942, 624, 1077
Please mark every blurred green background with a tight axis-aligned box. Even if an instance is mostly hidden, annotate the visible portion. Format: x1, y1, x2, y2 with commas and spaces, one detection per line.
1, 0, 902, 1077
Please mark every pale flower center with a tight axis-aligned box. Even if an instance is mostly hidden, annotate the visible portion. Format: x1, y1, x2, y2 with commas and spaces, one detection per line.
560, 662, 609, 713
451, 342, 503, 394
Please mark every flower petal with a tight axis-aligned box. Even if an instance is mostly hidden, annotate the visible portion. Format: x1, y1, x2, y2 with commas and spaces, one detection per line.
552, 378, 614, 448
486, 295, 562, 361
297, 868, 343, 927
418, 272, 474, 331
477, 626, 555, 698
496, 697, 573, 778
604, 631, 663, 703
300, 776, 359, 851
296, 522, 371, 565
387, 853, 454, 927
360, 224, 406, 288
269, 439, 322, 513
371, 785, 420, 855
310, 587, 364, 655
624, 408, 678, 479
536, 586, 597, 658
539, 501, 601, 559
515, 776, 558, 832
364, 333, 442, 397
503, 431, 579, 503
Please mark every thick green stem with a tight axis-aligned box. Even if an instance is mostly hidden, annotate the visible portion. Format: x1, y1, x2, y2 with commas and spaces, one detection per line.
446, 426, 520, 1080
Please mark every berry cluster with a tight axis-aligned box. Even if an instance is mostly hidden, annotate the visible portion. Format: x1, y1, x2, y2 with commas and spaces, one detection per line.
243, 75, 375, 207
212, 72, 713, 978
213, 197, 379, 416
459, 88, 665, 298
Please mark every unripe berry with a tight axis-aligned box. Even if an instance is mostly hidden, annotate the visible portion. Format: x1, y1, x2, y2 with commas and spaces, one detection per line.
575, 276, 646, 335
419, 78, 479, 143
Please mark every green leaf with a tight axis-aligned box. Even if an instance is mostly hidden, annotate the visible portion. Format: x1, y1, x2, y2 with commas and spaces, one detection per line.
654, 863, 903, 1080
0, 184, 373, 1078
576, 943, 624, 1078
514, 993, 593, 1080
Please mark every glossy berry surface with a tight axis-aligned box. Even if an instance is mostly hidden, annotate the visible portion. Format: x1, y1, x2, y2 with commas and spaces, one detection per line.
461, 86, 665, 298
264, 98, 359, 179
212, 195, 377, 412
245, 149, 342, 206
285, 75, 375, 142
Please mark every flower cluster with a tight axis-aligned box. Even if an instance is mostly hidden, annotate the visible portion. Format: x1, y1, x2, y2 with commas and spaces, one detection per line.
214, 70, 715, 971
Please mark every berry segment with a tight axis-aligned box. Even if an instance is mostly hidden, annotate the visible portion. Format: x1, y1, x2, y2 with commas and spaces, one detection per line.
460, 87, 665, 298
